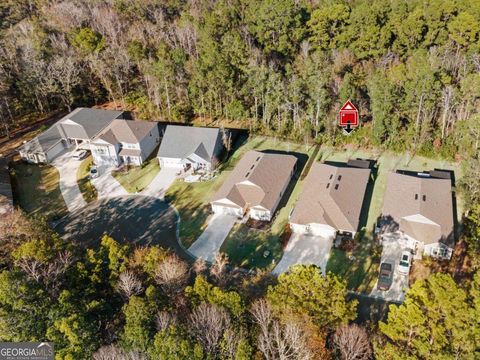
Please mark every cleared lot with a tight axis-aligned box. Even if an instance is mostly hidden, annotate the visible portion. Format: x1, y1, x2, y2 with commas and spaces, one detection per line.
188, 213, 237, 262
273, 232, 334, 275
370, 233, 409, 302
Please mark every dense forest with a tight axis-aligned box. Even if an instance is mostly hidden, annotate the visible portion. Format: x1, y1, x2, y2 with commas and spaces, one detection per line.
0, 0, 479, 158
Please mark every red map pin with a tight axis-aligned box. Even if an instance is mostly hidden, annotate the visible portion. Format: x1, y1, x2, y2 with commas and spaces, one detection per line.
339, 100, 359, 134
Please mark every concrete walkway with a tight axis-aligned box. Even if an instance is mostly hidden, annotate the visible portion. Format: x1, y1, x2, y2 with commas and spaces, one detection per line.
188, 214, 237, 262
142, 167, 178, 199
91, 165, 128, 199
273, 232, 334, 275
52, 151, 87, 212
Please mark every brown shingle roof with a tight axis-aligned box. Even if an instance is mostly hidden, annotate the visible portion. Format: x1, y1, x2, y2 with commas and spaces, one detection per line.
211, 150, 297, 213
382, 171, 454, 246
289, 162, 371, 232
96, 120, 158, 144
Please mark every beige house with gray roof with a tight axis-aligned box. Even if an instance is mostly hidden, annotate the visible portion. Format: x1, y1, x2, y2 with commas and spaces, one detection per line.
289, 160, 371, 238
90, 119, 160, 166
211, 150, 297, 221
381, 170, 455, 259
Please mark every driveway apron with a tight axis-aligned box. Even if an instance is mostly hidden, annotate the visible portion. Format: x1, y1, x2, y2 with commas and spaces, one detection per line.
91, 165, 128, 198
273, 232, 334, 275
142, 167, 178, 199
188, 214, 237, 262
52, 152, 87, 212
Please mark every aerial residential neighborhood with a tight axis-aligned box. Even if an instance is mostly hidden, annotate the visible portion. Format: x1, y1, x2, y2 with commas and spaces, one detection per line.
0, 1, 479, 359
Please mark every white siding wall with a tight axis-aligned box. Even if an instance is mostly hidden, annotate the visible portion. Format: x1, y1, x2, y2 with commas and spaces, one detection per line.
249, 208, 271, 221
138, 125, 160, 162
91, 144, 119, 165
211, 204, 243, 217
423, 243, 453, 259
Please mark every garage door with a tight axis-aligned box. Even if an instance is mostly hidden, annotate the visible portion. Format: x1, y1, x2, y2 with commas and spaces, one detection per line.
212, 205, 242, 217
159, 157, 183, 168
309, 223, 337, 238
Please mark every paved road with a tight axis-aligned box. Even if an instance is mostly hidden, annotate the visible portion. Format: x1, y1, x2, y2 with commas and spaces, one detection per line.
188, 214, 237, 262
52, 151, 87, 212
370, 233, 409, 302
273, 232, 334, 275
142, 167, 178, 199
56, 195, 193, 262
91, 165, 128, 198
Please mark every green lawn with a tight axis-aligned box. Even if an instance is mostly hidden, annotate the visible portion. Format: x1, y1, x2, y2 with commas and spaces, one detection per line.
10, 161, 68, 220
167, 134, 317, 267
112, 158, 160, 193
77, 156, 97, 203
322, 145, 464, 292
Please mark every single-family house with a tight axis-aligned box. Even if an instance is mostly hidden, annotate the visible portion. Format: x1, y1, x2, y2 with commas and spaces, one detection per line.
211, 150, 297, 221
289, 160, 371, 238
157, 125, 224, 171
19, 108, 126, 164
380, 170, 455, 259
90, 120, 160, 166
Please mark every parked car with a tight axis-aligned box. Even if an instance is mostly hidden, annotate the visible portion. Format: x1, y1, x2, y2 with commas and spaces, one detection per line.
398, 250, 411, 275
72, 149, 87, 160
89, 165, 99, 179
377, 262, 394, 291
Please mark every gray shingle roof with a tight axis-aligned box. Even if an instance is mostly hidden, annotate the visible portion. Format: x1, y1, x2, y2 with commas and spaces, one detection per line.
157, 125, 221, 162
58, 108, 124, 140
20, 125, 63, 154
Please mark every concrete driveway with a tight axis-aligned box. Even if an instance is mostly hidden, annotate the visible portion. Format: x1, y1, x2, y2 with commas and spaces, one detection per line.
91, 165, 128, 198
273, 232, 334, 275
188, 214, 237, 262
370, 233, 409, 302
142, 167, 178, 199
52, 151, 87, 212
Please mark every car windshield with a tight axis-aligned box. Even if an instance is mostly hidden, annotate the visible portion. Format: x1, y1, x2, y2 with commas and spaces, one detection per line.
91, 169, 97, 173
400, 260, 409, 267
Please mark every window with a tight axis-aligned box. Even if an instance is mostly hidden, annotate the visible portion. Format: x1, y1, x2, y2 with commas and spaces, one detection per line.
422, 195, 426, 201
334, 184, 339, 190
338, 175, 342, 181
415, 194, 418, 200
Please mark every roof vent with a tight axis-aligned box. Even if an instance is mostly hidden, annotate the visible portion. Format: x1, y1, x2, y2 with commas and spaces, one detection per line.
334, 184, 339, 190
415, 194, 418, 200
256, 157, 261, 161
250, 165, 255, 170
329, 174, 333, 179
245, 172, 250, 177
423, 195, 426, 201
326, 183, 330, 189
338, 175, 342, 181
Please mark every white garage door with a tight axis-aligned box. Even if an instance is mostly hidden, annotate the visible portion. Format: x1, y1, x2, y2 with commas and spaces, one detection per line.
290, 222, 336, 238
159, 157, 184, 168
212, 205, 242, 217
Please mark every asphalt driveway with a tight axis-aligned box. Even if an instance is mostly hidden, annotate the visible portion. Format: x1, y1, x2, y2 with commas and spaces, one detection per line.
142, 167, 178, 199
91, 165, 128, 198
273, 232, 334, 275
188, 214, 237, 262
52, 151, 87, 212
370, 233, 409, 302
56, 195, 193, 262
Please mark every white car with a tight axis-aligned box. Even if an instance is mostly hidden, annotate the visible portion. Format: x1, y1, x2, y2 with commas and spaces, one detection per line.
72, 149, 87, 160
398, 250, 411, 275
89, 165, 99, 179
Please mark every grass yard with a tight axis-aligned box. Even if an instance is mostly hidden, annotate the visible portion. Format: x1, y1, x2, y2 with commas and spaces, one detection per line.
166, 135, 316, 254
77, 156, 97, 203
10, 161, 68, 219
322, 145, 464, 292
112, 158, 160, 193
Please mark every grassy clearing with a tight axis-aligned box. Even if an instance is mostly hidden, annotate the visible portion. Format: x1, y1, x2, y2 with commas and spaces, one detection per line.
321, 145, 463, 292
10, 161, 68, 220
77, 156, 97, 203
112, 158, 160, 193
